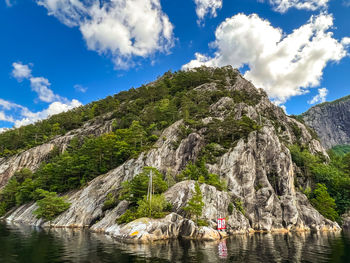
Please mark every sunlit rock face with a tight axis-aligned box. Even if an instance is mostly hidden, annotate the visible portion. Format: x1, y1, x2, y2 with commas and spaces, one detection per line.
1, 66, 340, 241
0, 118, 114, 189
302, 96, 350, 149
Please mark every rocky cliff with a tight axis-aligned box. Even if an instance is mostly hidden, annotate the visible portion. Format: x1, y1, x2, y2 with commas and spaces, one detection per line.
302, 96, 350, 149
0, 117, 113, 189
1, 66, 340, 242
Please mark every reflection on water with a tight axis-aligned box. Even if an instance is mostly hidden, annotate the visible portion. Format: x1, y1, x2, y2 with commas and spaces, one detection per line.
0, 222, 350, 263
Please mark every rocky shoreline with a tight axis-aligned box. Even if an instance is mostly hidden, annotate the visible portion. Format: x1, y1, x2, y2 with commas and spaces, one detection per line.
1, 211, 343, 244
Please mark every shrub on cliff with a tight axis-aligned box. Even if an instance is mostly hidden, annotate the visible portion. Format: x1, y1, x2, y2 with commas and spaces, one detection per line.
33, 189, 70, 222
178, 159, 225, 191
184, 182, 204, 225
119, 167, 168, 205
310, 184, 339, 222
136, 194, 172, 219
102, 193, 118, 212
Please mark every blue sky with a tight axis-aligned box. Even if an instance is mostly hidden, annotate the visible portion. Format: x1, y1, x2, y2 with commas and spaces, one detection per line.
1, 0, 350, 130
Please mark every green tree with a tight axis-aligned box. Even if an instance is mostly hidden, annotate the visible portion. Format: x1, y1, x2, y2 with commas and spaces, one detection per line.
0, 178, 19, 214
184, 182, 204, 224
34, 189, 70, 222
119, 167, 168, 204
15, 178, 34, 205
51, 123, 61, 135
13, 168, 33, 184
130, 121, 146, 148
136, 194, 170, 218
102, 192, 118, 212
310, 183, 339, 221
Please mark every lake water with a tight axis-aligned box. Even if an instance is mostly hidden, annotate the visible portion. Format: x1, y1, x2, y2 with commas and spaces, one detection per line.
1, 222, 350, 263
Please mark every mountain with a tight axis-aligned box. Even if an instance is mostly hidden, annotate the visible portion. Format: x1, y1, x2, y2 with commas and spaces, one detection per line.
302, 95, 350, 149
0, 66, 341, 242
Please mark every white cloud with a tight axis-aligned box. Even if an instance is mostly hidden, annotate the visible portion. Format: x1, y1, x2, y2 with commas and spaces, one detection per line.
264, 0, 330, 13
30, 77, 60, 103
183, 13, 349, 104
0, 111, 14, 123
14, 99, 82, 127
12, 62, 32, 80
344, 1, 350, 7
12, 63, 64, 103
308, 87, 328, 104
0, 98, 23, 111
2, 63, 83, 129
0, 96, 82, 128
74, 84, 87, 93
0, 128, 10, 134
194, 0, 222, 21
37, 0, 174, 69
342, 37, 350, 46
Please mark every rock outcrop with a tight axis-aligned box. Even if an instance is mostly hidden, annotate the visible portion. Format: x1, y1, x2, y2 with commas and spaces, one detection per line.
302, 95, 350, 149
1, 66, 341, 242
0, 118, 113, 189
341, 212, 350, 230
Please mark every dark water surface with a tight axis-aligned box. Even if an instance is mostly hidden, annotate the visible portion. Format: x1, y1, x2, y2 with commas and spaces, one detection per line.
1, 222, 350, 263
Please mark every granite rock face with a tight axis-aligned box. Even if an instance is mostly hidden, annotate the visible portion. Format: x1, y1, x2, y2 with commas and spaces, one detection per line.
341, 212, 350, 230
1, 67, 340, 242
0, 118, 113, 189
302, 96, 350, 149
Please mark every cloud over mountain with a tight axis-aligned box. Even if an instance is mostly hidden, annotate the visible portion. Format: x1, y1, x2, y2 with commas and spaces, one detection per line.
183, 13, 349, 104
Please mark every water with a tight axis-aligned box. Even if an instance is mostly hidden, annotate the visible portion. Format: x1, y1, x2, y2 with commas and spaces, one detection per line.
1, 222, 350, 263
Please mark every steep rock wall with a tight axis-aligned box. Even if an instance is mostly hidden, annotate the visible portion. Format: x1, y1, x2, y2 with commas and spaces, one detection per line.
0, 119, 113, 189
302, 96, 350, 149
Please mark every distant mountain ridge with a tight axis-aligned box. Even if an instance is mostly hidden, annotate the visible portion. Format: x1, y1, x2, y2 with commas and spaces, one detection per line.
302, 95, 350, 149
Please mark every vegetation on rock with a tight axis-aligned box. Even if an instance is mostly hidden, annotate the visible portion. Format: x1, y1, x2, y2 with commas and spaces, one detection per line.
184, 182, 205, 225
116, 167, 171, 224
33, 189, 70, 222
290, 144, 350, 220
177, 159, 226, 191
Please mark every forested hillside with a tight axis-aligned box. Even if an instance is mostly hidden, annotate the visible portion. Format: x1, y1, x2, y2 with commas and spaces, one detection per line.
0, 66, 256, 216
0, 66, 348, 236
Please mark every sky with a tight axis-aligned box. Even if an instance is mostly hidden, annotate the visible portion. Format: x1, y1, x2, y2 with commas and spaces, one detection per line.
1, 0, 350, 131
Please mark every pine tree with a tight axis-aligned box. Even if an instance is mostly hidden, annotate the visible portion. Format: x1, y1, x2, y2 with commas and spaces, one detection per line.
184, 182, 204, 225
34, 189, 70, 223
311, 183, 339, 221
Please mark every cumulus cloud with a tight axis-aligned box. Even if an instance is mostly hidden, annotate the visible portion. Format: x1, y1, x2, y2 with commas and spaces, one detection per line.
308, 87, 328, 104
2, 63, 83, 129
0, 111, 14, 123
36, 0, 174, 69
13, 99, 82, 127
183, 13, 349, 104
342, 37, 350, 46
0, 128, 10, 134
29, 77, 61, 103
0, 96, 82, 128
0, 98, 22, 111
12, 62, 32, 80
194, 0, 222, 21
12, 62, 64, 103
263, 0, 330, 13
